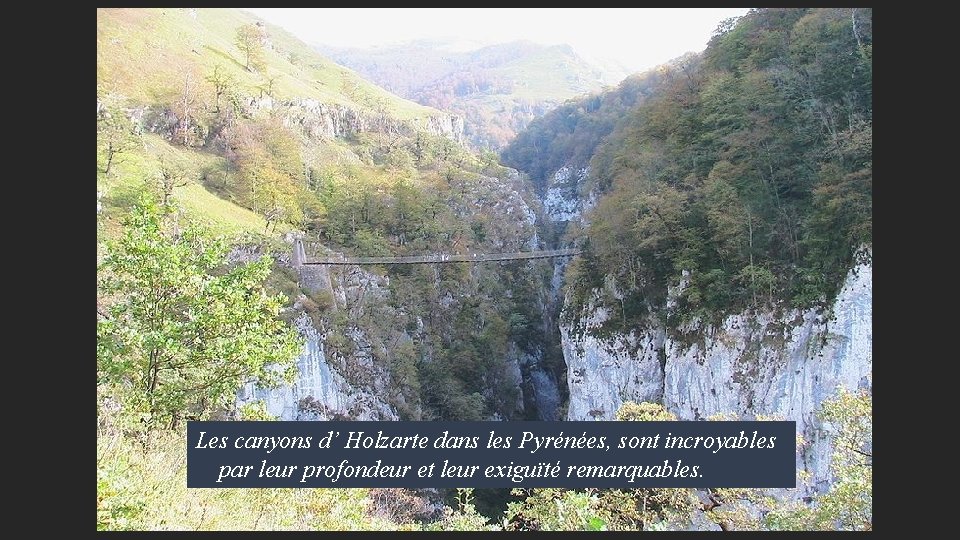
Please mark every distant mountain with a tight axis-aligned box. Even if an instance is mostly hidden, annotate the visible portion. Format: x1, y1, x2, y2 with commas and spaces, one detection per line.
318, 39, 627, 149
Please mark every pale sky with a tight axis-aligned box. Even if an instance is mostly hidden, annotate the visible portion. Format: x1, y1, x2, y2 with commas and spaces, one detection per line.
245, 8, 751, 74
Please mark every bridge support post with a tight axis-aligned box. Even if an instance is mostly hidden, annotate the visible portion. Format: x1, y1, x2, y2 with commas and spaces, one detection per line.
292, 238, 305, 268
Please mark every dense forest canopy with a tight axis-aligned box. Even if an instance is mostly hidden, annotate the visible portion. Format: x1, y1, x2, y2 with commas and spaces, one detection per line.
504, 8, 872, 332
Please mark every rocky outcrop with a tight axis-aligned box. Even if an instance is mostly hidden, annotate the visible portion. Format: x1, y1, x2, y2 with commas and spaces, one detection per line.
562, 256, 872, 495
239, 313, 398, 421
422, 113, 465, 145
135, 94, 465, 147
561, 303, 666, 420
527, 365, 562, 421
273, 98, 401, 140
543, 166, 589, 222
535, 151, 872, 496
506, 346, 562, 421
237, 247, 402, 421
662, 258, 871, 494
249, 97, 464, 144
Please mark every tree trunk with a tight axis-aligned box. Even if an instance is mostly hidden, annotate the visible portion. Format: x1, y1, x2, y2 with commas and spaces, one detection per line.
747, 209, 757, 307
146, 349, 160, 394
851, 9, 865, 57
105, 145, 115, 174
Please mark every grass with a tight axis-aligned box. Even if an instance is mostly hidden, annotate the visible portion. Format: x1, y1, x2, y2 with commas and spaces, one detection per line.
96, 7, 459, 245
97, 404, 410, 531
97, 8, 437, 121
98, 134, 284, 241
494, 45, 606, 100
174, 183, 279, 237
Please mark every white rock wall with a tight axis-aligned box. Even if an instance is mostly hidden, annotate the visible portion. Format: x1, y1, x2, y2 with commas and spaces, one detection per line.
563, 258, 872, 493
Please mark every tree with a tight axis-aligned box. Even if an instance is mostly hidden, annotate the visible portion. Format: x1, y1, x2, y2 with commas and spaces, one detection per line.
603, 402, 698, 530
170, 72, 204, 146
427, 489, 499, 531
97, 106, 138, 175
340, 72, 362, 102
505, 488, 605, 531
232, 119, 307, 230
157, 157, 190, 206
257, 73, 279, 99
615, 401, 677, 421
766, 388, 872, 530
235, 23, 267, 72
97, 201, 302, 429
287, 51, 301, 68
206, 64, 237, 114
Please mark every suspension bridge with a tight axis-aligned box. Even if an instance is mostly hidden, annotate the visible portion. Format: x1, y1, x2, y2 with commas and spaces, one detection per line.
292, 240, 579, 266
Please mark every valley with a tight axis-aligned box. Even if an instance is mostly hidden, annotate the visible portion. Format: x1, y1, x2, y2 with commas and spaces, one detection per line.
97, 8, 871, 531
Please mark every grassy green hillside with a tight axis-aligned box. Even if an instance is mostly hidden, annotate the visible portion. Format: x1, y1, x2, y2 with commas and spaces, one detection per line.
97, 8, 434, 119
97, 7, 473, 245
97, 8, 441, 246
320, 40, 619, 149
97, 133, 277, 238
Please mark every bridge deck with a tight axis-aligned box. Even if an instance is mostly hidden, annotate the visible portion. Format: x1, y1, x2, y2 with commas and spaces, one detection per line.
302, 248, 580, 265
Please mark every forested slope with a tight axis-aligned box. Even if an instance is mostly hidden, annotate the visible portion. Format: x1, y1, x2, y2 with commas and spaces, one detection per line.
504, 8, 872, 333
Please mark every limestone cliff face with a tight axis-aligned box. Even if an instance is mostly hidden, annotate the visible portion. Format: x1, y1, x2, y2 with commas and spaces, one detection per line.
244, 258, 411, 421
532, 151, 871, 496
423, 113, 465, 145
265, 98, 464, 144
562, 257, 872, 494
239, 313, 398, 421
542, 165, 590, 222
133, 95, 464, 147
561, 306, 666, 421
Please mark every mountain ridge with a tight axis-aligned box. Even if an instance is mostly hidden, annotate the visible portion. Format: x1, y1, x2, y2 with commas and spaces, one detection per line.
318, 38, 626, 149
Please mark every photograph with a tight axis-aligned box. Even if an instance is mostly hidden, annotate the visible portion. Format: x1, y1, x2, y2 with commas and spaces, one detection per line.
97, 7, 872, 531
